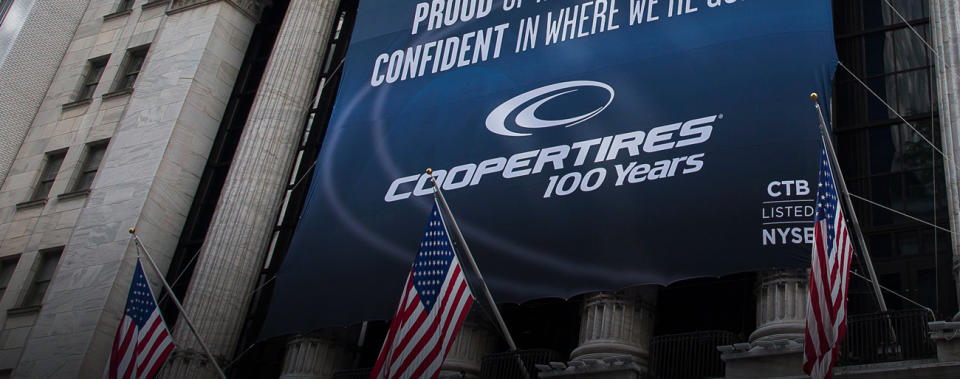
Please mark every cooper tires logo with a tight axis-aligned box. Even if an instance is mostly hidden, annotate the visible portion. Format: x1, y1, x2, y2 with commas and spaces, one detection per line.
485, 80, 615, 137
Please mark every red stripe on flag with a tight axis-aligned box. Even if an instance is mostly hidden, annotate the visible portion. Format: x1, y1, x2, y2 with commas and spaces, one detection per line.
408, 275, 470, 378
392, 265, 467, 377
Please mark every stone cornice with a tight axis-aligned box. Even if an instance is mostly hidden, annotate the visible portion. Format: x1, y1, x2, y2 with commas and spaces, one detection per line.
169, 0, 264, 21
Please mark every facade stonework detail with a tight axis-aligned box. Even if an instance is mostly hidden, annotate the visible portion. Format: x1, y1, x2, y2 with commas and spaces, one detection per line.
171, 0, 265, 20
0, 0, 88, 191
4, 0, 256, 377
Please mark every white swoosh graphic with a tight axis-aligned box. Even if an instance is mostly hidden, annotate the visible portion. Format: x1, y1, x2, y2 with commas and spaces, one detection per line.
486, 80, 615, 137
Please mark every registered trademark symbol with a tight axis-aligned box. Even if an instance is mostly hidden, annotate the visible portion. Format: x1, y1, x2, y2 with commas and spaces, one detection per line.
718, 114, 724, 119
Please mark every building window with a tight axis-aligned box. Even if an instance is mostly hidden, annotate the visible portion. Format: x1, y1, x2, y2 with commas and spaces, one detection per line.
76, 56, 108, 100
31, 151, 66, 201
832, 1, 957, 317
71, 141, 108, 192
113, 46, 148, 91
0, 0, 13, 27
116, 0, 134, 12
0, 256, 19, 302
21, 248, 62, 307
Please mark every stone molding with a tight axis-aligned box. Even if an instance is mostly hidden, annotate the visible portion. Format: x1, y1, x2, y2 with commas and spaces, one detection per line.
537, 356, 646, 378
929, 321, 960, 362
170, 0, 264, 21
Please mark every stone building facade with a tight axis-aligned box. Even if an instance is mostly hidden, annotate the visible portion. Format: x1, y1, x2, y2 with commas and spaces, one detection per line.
0, 0, 958, 378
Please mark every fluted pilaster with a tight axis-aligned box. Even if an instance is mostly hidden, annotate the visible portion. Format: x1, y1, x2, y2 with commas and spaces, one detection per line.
930, 0, 960, 316
749, 269, 808, 343
439, 319, 499, 378
162, 0, 341, 377
278, 336, 353, 379
570, 287, 657, 364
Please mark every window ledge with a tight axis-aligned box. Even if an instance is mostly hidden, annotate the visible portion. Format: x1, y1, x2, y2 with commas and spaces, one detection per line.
103, 9, 132, 21
6, 305, 41, 316
142, 0, 168, 10
101, 88, 133, 100
62, 98, 92, 111
57, 189, 90, 201
15, 199, 46, 210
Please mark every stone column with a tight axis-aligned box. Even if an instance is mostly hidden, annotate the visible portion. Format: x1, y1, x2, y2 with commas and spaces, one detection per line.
719, 270, 807, 378
162, 0, 341, 376
749, 269, 808, 343
571, 287, 657, 364
930, 0, 960, 317
278, 336, 353, 379
439, 319, 499, 378
539, 288, 656, 378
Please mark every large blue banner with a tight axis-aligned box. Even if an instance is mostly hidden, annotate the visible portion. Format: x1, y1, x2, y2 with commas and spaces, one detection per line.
262, 0, 838, 334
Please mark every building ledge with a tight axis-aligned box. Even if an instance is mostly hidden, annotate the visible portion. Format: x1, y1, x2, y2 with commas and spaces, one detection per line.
15, 199, 46, 210
57, 189, 90, 201
6, 305, 41, 316
719, 339, 803, 360
835, 359, 960, 377
101, 88, 133, 100
142, 0, 168, 10
61, 98, 91, 111
103, 9, 132, 21
537, 356, 645, 378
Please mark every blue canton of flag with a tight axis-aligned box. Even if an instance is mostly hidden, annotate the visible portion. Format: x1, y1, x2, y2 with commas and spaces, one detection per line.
106, 260, 174, 379
412, 208, 456, 310
371, 202, 475, 379
804, 143, 855, 379
126, 266, 159, 327
816, 147, 839, 255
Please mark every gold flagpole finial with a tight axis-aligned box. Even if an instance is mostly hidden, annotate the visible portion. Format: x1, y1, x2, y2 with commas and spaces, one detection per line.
425, 168, 433, 175
810, 92, 819, 101
128, 227, 136, 234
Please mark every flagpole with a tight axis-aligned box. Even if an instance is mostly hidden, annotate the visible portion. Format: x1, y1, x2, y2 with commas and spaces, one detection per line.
426, 172, 532, 379
810, 93, 889, 313
129, 228, 228, 379
426, 170, 520, 352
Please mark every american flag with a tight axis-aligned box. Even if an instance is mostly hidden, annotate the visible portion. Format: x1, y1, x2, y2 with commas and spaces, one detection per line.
370, 202, 475, 379
106, 260, 174, 379
803, 143, 854, 379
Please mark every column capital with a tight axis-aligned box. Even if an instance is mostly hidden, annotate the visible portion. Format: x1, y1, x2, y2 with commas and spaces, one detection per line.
162, 349, 224, 378
440, 318, 499, 378
570, 287, 657, 362
750, 269, 808, 343
279, 334, 353, 379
